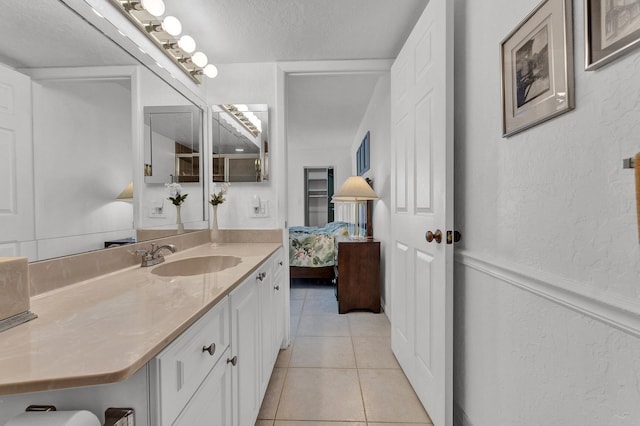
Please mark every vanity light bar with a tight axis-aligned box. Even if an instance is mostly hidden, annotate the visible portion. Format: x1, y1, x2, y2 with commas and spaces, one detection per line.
222, 104, 260, 137
110, 0, 216, 84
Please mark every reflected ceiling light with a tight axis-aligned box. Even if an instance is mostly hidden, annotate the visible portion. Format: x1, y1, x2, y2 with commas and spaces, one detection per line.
161, 16, 182, 36
191, 51, 208, 67
112, 0, 218, 83
178, 35, 196, 53
203, 64, 218, 78
222, 104, 261, 137
140, 0, 165, 17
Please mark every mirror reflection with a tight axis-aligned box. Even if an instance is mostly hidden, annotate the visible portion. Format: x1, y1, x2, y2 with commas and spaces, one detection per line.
212, 104, 269, 182
144, 105, 202, 184
0, 0, 205, 262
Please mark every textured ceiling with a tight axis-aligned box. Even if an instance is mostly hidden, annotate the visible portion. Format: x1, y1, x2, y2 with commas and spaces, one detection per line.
0, 0, 135, 69
164, 0, 428, 64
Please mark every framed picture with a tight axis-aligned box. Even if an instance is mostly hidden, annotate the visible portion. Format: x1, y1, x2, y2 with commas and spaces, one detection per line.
585, 0, 640, 70
500, 0, 574, 137
356, 131, 370, 175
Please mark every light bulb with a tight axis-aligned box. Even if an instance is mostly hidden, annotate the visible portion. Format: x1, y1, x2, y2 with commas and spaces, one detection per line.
178, 35, 196, 53
161, 16, 182, 36
203, 64, 218, 78
141, 0, 165, 17
191, 51, 208, 67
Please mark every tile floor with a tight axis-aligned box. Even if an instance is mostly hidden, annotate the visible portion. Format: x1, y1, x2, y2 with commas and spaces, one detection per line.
256, 280, 433, 426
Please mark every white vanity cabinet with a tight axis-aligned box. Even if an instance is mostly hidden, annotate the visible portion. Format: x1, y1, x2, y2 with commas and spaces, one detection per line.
231, 247, 285, 426
149, 297, 231, 426
0, 247, 285, 426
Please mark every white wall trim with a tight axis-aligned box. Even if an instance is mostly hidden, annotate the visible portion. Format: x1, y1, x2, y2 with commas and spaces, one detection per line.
455, 250, 640, 338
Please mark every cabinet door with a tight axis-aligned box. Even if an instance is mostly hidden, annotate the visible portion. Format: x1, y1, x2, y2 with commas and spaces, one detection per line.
272, 250, 286, 355
173, 348, 233, 426
259, 262, 273, 396
230, 275, 261, 426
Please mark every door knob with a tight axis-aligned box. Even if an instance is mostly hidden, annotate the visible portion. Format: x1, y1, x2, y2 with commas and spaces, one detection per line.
425, 229, 442, 244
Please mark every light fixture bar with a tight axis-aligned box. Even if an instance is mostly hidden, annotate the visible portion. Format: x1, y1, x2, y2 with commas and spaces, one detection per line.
109, 0, 211, 84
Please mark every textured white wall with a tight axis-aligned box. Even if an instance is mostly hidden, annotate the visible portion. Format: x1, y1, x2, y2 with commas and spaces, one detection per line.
287, 148, 351, 227
205, 63, 280, 229
350, 74, 391, 311
454, 0, 640, 424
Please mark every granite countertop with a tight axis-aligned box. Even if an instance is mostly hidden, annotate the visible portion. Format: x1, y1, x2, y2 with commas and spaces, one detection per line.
0, 242, 282, 396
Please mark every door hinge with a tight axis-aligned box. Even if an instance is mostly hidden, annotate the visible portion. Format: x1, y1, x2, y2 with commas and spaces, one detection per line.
446, 230, 462, 244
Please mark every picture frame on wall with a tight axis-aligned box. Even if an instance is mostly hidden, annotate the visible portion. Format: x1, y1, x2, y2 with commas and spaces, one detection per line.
356, 131, 370, 176
500, 0, 574, 137
585, 0, 640, 70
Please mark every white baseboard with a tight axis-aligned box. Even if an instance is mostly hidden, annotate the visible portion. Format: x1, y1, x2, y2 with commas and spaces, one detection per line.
455, 250, 640, 339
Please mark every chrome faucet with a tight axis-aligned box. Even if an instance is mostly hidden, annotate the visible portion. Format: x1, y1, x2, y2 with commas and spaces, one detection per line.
136, 243, 177, 267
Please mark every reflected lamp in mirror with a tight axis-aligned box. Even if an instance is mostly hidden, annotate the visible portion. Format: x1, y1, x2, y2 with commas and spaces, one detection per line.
116, 182, 134, 202
212, 104, 269, 182
144, 105, 202, 184
332, 176, 378, 239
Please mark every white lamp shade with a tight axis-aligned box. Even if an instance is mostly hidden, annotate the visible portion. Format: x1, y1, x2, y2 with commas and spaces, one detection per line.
191, 51, 208, 67
333, 176, 378, 201
203, 64, 218, 78
141, 0, 165, 16
178, 35, 196, 53
161, 16, 182, 36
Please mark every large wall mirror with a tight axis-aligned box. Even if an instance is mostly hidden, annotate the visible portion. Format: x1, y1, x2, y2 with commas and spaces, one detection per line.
212, 104, 269, 182
0, 0, 205, 262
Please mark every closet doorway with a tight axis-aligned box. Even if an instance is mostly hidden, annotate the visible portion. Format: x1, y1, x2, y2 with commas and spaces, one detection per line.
303, 167, 334, 227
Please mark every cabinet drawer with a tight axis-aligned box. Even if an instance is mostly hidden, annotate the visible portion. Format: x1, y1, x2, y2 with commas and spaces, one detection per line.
151, 298, 230, 425
271, 247, 285, 281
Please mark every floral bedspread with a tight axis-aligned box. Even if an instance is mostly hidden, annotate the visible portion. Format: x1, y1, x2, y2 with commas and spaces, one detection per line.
289, 222, 349, 267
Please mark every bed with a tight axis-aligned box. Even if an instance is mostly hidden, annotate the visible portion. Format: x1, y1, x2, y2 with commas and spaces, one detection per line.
288, 221, 350, 280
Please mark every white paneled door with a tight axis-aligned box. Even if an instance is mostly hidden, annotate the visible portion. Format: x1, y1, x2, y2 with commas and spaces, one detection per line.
390, 0, 454, 425
0, 66, 33, 256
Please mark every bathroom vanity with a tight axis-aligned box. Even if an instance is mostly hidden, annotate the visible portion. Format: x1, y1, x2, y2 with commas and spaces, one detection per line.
0, 238, 285, 426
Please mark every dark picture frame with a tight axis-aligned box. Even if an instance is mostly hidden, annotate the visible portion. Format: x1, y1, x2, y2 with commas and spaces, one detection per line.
356, 131, 370, 175
500, 0, 574, 137
585, 0, 640, 70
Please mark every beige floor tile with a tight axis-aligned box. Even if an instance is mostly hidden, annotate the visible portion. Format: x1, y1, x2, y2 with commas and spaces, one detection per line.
290, 315, 300, 340
290, 336, 355, 368
304, 284, 336, 300
353, 336, 400, 369
290, 299, 304, 315
258, 367, 288, 420
276, 368, 365, 421
368, 423, 432, 426
290, 287, 307, 300
297, 314, 350, 337
347, 312, 391, 336
301, 298, 339, 315
358, 369, 431, 423
275, 345, 293, 368
274, 422, 365, 426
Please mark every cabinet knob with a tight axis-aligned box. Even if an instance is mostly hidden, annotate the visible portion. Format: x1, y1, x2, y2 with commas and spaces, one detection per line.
227, 355, 238, 366
257, 272, 266, 281
274, 285, 280, 291
278, 261, 283, 266
202, 343, 216, 356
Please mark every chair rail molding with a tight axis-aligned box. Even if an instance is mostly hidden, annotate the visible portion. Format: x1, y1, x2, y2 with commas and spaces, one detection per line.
455, 250, 640, 339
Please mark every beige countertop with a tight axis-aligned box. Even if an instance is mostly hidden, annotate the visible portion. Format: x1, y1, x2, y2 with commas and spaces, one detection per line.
0, 242, 282, 396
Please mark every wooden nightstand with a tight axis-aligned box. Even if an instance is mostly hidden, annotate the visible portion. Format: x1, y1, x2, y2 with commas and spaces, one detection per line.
335, 236, 381, 314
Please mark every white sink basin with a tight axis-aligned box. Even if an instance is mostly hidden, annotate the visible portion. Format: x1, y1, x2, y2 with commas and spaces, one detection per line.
151, 256, 242, 277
